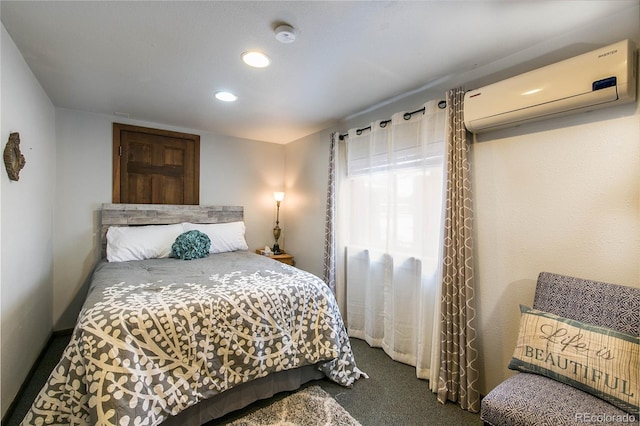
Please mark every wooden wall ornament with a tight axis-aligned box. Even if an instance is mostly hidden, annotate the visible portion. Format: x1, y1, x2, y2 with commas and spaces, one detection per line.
4, 132, 26, 181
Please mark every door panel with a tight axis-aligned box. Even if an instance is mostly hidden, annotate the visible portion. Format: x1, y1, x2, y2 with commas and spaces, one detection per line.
113, 124, 199, 204
155, 175, 184, 204
127, 174, 152, 204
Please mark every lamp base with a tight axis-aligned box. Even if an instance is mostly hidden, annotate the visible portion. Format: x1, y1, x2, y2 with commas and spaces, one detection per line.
272, 243, 282, 255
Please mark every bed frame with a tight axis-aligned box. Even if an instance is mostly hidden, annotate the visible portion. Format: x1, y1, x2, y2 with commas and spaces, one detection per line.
98, 203, 324, 424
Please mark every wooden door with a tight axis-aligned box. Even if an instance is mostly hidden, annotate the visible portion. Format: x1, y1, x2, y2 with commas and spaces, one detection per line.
113, 123, 199, 204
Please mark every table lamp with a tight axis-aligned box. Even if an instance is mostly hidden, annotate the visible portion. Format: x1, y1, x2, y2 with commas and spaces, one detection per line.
273, 192, 284, 254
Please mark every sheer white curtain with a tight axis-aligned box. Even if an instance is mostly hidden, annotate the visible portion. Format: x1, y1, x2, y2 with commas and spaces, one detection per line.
340, 100, 446, 382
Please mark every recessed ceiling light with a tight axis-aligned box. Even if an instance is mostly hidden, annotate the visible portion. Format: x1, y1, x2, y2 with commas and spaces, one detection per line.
241, 51, 271, 68
214, 91, 238, 102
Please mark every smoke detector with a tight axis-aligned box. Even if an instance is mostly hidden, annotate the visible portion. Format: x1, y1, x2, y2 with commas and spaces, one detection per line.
275, 24, 296, 43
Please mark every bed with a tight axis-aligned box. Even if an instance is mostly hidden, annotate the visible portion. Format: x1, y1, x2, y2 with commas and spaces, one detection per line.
22, 204, 365, 426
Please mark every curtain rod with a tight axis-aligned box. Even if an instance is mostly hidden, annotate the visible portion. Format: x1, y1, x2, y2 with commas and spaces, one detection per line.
339, 100, 446, 140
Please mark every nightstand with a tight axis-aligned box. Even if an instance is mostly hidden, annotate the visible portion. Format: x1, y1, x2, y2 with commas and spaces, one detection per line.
255, 250, 295, 266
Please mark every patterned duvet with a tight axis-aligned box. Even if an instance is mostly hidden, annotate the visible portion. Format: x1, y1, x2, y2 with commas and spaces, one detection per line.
22, 252, 365, 425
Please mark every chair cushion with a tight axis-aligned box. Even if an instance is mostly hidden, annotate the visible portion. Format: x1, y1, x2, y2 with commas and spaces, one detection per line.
481, 373, 637, 426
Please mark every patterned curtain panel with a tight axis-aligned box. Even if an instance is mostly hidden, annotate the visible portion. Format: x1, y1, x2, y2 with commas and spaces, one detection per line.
437, 87, 480, 412
322, 132, 339, 294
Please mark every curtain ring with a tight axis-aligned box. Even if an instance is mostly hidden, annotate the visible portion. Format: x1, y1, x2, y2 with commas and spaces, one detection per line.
356, 125, 371, 135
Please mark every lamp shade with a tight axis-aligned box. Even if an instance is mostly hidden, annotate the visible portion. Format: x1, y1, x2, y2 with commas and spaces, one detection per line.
274, 192, 285, 202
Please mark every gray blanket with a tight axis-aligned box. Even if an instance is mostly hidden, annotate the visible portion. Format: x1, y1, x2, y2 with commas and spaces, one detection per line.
22, 252, 365, 425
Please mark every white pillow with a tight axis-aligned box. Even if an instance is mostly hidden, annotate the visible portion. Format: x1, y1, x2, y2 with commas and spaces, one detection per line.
183, 221, 248, 254
106, 223, 185, 262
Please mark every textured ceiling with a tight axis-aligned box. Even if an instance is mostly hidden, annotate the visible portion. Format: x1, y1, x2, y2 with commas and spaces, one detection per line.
2, 1, 638, 143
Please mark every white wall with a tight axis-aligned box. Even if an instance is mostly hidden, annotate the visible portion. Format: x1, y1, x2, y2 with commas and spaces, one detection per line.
472, 99, 640, 393
282, 127, 335, 278
53, 109, 285, 329
1, 25, 56, 417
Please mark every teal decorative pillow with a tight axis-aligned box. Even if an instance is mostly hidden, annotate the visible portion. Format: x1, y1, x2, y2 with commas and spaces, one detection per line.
509, 305, 639, 414
171, 230, 211, 260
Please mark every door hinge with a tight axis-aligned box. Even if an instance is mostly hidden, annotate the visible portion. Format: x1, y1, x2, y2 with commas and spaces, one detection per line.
119, 145, 122, 156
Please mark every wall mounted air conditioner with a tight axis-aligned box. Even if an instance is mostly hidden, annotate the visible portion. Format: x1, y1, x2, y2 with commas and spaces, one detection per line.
463, 39, 637, 133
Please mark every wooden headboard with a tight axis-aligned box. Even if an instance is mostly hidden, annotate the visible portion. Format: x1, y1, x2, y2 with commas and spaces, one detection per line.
100, 203, 244, 258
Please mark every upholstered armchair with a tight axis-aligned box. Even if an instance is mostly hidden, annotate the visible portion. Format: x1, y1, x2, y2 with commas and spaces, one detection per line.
481, 272, 639, 426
